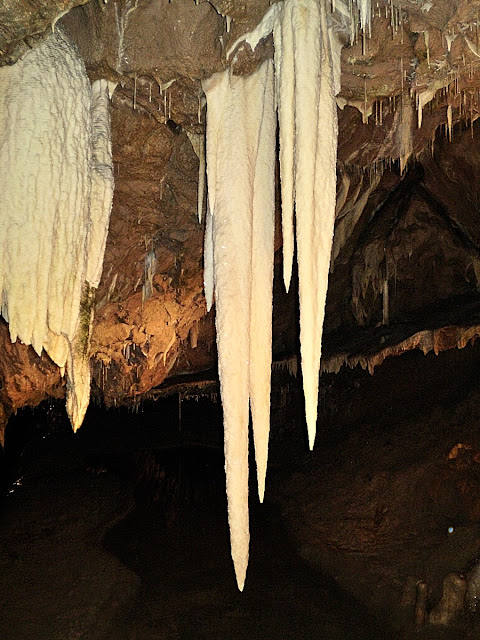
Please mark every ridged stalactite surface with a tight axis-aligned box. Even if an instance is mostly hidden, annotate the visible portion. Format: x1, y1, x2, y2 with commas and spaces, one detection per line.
0, 30, 113, 432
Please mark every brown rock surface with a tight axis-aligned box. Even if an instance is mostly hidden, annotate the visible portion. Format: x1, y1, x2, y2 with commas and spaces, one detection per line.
61, 0, 224, 81
0, 0, 89, 65
272, 343, 480, 632
90, 88, 207, 405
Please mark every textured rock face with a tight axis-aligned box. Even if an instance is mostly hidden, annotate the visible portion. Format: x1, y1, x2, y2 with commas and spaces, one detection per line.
1, 0, 480, 418
89, 87, 209, 405
61, 0, 224, 81
0, 0, 90, 65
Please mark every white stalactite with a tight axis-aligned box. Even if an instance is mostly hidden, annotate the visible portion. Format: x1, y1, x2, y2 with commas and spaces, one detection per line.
186, 130, 206, 223
397, 95, 414, 174
203, 0, 350, 588
227, 0, 344, 451
87, 79, 115, 289
203, 60, 275, 590
248, 61, 276, 504
0, 31, 113, 433
289, 0, 338, 450
203, 68, 251, 591
273, 4, 296, 292
66, 284, 95, 433
197, 134, 206, 223
67, 79, 114, 432
203, 200, 214, 312
357, 0, 372, 32
0, 30, 90, 365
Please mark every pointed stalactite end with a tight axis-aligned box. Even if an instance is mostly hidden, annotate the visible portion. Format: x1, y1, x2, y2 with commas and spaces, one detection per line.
233, 555, 248, 592
283, 265, 292, 294
258, 476, 266, 504
307, 412, 317, 451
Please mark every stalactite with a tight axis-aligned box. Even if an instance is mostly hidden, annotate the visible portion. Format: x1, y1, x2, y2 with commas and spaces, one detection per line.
0, 31, 113, 433
417, 77, 456, 129
288, 0, 338, 450
249, 63, 276, 504
66, 283, 96, 432
197, 134, 206, 223
0, 30, 90, 363
142, 249, 157, 303
382, 278, 389, 325
204, 0, 351, 588
186, 130, 206, 223
447, 104, 453, 141
87, 79, 115, 290
273, 4, 296, 292
425, 30, 430, 67
203, 200, 214, 312
202, 60, 275, 590
189, 321, 199, 349
397, 94, 413, 174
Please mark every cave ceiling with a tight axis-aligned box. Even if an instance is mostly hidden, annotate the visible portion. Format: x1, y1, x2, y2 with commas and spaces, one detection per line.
2, 0, 480, 432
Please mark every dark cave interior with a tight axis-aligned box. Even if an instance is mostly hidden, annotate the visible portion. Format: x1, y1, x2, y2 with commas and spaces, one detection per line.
2, 341, 480, 639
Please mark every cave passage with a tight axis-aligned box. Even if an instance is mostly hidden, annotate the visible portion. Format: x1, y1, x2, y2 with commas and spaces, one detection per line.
103, 442, 389, 640
0, 393, 390, 640
3, 341, 480, 639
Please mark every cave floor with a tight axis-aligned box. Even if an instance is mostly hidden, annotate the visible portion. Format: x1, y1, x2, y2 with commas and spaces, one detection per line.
0, 460, 390, 640
0, 439, 392, 640
0, 465, 139, 640
3, 345, 480, 638
104, 489, 390, 640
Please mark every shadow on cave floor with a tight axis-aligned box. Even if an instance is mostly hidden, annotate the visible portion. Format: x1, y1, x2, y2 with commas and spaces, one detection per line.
104, 457, 391, 640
